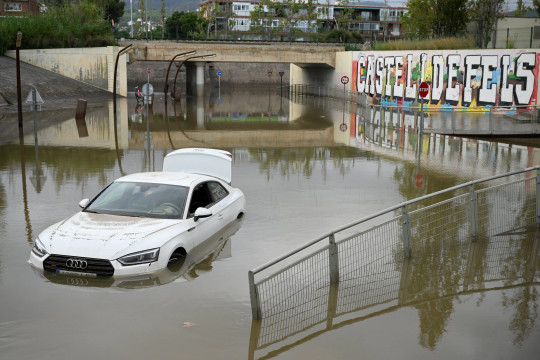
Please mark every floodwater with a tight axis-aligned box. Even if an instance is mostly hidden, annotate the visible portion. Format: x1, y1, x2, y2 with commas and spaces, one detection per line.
0, 87, 539, 359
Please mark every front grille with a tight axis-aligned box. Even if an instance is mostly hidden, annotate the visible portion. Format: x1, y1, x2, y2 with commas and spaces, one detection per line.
43, 255, 115, 277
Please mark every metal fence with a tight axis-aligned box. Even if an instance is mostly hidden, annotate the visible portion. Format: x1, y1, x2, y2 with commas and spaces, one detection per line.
248, 168, 539, 358
287, 84, 540, 136
249, 167, 539, 315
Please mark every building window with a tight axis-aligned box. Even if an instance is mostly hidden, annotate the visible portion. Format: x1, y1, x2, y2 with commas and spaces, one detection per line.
5, 3, 22, 11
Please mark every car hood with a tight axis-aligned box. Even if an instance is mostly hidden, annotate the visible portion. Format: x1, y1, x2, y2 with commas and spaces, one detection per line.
41, 212, 187, 260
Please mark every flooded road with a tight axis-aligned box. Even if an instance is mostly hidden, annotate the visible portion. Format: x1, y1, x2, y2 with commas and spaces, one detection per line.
0, 87, 539, 359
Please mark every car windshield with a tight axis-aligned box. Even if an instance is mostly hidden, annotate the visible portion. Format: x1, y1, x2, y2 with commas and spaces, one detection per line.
85, 182, 189, 219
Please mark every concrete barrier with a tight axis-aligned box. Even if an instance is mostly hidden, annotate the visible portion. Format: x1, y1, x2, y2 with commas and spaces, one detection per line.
5, 46, 128, 96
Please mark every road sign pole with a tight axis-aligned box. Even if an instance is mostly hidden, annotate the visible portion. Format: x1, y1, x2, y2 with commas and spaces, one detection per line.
32, 86, 38, 144
420, 97, 424, 133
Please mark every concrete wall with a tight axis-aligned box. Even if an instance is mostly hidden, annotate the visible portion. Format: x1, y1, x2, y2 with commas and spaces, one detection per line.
5, 46, 128, 96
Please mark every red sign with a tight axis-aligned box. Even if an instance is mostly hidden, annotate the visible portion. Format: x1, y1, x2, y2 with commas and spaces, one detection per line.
419, 81, 429, 98
147, 68, 150, 74
414, 173, 425, 188
341, 76, 349, 85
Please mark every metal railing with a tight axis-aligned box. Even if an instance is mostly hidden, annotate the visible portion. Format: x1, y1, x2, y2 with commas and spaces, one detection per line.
248, 226, 539, 359
287, 84, 540, 135
248, 167, 540, 320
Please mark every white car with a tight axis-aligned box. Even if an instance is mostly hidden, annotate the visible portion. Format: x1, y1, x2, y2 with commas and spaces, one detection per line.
29, 148, 246, 279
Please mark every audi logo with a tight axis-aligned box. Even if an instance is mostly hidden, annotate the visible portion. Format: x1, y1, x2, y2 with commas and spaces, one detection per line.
66, 258, 88, 270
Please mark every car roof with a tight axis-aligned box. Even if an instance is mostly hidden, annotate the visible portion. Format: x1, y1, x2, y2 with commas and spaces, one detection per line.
113, 172, 218, 187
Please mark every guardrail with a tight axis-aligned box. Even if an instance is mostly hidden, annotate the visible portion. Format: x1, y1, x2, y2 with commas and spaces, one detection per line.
248, 167, 540, 319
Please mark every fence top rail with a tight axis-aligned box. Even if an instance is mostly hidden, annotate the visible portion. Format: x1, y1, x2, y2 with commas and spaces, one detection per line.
250, 166, 540, 275
288, 85, 540, 111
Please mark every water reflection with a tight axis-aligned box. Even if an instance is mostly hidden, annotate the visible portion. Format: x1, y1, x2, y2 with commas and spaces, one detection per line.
248, 227, 540, 359
1, 87, 539, 359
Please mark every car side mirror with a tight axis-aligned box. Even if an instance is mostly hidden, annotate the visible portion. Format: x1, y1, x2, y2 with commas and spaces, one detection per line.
79, 198, 90, 209
194, 207, 212, 222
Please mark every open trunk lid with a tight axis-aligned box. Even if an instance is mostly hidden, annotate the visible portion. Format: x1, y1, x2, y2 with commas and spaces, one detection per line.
163, 148, 232, 183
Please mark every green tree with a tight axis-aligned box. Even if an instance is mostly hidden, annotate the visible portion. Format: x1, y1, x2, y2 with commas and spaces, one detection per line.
534, 0, 540, 16
335, 0, 354, 41
515, 0, 531, 16
165, 11, 207, 40
402, 0, 467, 38
94, 0, 125, 23
468, 0, 505, 48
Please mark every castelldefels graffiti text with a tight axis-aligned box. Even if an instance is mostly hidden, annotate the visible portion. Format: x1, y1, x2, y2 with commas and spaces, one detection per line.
352, 50, 539, 110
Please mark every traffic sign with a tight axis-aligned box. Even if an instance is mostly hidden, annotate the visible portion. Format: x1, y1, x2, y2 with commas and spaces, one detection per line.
414, 172, 425, 188
341, 76, 349, 85
419, 81, 429, 98
142, 83, 154, 96
217, 71, 222, 77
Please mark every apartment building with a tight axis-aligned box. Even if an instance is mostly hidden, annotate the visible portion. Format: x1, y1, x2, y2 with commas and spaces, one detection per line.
1, 0, 40, 16
199, 0, 406, 40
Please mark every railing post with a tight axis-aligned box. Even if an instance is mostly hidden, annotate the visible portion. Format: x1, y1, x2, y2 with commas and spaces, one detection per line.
489, 107, 494, 134
328, 233, 339, 284
401, 206, 412, 258
536, 169, 540, 226
469, 185, 479, 241
248, 271, 261, 319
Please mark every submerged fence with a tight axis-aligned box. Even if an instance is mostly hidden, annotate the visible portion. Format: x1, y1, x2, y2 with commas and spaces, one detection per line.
287, 84, 540, 136
248, 166, 540, 321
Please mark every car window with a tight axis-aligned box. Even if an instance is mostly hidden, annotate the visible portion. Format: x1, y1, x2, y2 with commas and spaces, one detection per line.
187, 181, 230, 218
85, 182, 188, 219
187, 183, 214, 217
208, 181, 229, 202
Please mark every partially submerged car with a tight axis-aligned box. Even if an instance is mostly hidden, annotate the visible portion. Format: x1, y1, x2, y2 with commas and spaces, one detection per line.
29, 148, 246, 279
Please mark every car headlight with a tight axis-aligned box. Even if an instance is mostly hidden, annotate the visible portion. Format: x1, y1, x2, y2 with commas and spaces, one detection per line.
32, 238, 48, 258
117, 248, 160, 266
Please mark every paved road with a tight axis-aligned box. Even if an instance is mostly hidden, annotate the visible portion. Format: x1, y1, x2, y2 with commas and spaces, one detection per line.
0, 56, 110, 115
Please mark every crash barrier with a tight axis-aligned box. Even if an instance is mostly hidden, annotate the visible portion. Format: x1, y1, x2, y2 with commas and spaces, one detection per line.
287, 84, 540, 136
248, 224, 540, 359
248, 166, 540, 321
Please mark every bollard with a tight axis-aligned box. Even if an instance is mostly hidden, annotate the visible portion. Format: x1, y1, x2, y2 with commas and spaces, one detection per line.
75, 99, 87, 120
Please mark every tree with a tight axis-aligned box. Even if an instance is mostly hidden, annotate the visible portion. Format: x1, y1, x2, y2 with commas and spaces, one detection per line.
534, 0, 540, 16
165, 11, 207, 40
249, 3, 266, 39
94, 0, 125, 23
468, 0, 505, 48
401, 0, 467, 38
515, 0, 531, 16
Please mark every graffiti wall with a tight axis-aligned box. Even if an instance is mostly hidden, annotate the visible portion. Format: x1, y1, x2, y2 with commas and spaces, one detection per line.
352, 49, 540, 112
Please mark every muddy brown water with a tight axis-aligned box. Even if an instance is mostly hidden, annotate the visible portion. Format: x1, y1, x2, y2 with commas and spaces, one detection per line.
0, 88, 539, 359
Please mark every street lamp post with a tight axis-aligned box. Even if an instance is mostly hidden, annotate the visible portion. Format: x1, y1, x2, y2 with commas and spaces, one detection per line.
171, 54, 216, 99
164, 51, 197, 96
16, 30, 23, 134
130, 0, 133, 37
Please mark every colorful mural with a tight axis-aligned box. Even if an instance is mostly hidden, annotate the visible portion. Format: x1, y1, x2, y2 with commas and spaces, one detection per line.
352, 49, 540, 112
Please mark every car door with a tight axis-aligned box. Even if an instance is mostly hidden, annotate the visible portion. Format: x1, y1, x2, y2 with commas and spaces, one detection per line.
186, 181, 231, 248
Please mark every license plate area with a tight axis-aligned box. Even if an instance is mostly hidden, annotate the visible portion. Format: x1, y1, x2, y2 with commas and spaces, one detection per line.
56, 269, 98, 278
